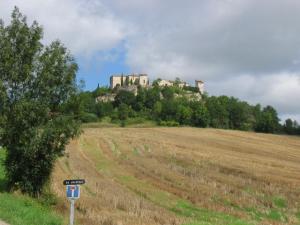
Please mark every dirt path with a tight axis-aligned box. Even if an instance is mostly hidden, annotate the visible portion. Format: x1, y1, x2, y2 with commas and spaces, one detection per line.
0, 220, 9, 225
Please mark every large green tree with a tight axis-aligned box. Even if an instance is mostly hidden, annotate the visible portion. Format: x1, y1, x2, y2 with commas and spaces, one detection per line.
206, 96, 229, 128
190, 101, 209, 127
0, 8, 81, 195
283, 118, 299, 135
255, 106, 280, 133
114, 90, 136, 107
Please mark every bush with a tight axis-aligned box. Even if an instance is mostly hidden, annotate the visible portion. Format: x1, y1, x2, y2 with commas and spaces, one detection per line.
159, 120, 180, 127
81, 112, 99, 123
114, 90, 136, 107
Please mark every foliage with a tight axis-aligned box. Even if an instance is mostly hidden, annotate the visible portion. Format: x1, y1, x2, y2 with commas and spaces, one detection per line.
78, 91, 96, 114
118, 103, 130, 122
206, 96, 229, 128
255, 106, 280, 133
92, 86, 110, 98
283, 119, 300, 135
0, 8, 81, 195
183, 86, 199, 93
114, 90, 136, 107
125, 76, 129, 86
134, 87, 147, 111
82, 83, 297, 135
153, 101, 162, 119
82, 79, 297, 135
159, 120, 180, 127
161, 86, 175, 100
95, 102, 114, 118
173, 77, 181, 86
190, 102, 210, 127
152, 78, 162, 87
81, 112, 98, 123
145, 87, 161, 109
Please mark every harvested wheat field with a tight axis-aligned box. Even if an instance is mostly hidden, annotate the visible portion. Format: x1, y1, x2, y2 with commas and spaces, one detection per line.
51, 127, 300, 225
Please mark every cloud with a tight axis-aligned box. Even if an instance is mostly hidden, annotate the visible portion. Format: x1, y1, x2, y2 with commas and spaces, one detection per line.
0, 0, 126, 55
207, 73, 300, 115
110, 0, 300, 79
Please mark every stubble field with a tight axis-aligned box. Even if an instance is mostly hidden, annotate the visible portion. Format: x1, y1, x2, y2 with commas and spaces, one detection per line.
51, 127, 300, 225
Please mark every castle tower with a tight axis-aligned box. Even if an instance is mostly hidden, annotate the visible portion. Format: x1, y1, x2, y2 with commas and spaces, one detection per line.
195, 80, 204, 94
138, 74, 149, 87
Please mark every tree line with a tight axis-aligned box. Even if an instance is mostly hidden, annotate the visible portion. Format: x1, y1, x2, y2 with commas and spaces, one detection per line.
78, 85, 300, 135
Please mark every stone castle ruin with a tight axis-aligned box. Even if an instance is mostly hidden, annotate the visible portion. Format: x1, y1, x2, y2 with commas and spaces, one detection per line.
97, 74, 205, 103
110, 74, 149, 89
99, 74, 205, 103
109, 74, 205, 95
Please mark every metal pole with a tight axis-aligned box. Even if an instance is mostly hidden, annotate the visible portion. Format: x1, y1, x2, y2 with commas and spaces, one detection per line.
70, 199, 75, 225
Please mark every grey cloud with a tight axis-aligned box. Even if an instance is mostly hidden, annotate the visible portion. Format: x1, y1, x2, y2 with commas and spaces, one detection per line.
120, 0, 300, 78
0, 0, 126, 55
207, 73, 300, 119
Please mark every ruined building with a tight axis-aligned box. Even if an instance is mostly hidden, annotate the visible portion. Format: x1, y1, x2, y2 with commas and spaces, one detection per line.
157, 79, 205, 94
110, 74, 149, 89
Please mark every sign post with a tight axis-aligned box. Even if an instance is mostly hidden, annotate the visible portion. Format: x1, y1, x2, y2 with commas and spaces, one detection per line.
70, 199, 75, 225
64, 179, 85, 225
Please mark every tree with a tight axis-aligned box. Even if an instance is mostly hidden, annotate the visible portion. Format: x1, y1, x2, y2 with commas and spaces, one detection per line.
161, 86, 175, 100
190, 102, 209, 127
206, 96, 229, 128
153, 101, 162, 119
161, 99, 177, 121
0, 8, 81, 196
176, 104, 192, 125
255, 106, 280, 133
283, 118, 299, 135
118, 103, 130, 126
145, 87, 160, 109
174, 77, 181, 86
78, 91, 96, 114
227, 98, 252, 130
95, 102, 114, 118
152, 78, 162, 87
114, 90, 136, 107
92, 86, 110, 98
134, 87, 146, 111
125, 76, 129, 86
121, 74, 124, 86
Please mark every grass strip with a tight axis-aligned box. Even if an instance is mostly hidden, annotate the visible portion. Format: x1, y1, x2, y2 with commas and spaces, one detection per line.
0, 149, 62, 225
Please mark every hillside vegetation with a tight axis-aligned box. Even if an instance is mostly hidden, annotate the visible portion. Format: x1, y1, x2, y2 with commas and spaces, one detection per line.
52, 127, 300, 225
80, 85, 300, 135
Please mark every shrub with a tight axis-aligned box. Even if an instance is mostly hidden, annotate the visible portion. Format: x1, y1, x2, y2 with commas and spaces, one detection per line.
81, 113, 99, 123
159, 120, 180, 127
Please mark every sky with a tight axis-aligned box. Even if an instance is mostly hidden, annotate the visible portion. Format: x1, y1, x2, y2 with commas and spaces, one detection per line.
0, 0, 300, 122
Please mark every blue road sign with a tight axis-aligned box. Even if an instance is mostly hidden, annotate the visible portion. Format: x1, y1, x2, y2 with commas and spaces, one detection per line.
66, 185, 80, 199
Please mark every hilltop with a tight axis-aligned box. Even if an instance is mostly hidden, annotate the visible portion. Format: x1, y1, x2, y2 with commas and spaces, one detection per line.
51, 127, 300, 225
79, 75, 300, 136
